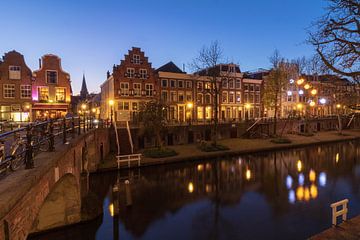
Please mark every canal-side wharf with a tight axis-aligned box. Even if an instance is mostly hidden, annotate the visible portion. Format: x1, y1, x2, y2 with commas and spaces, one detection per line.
311, 215, 360, 239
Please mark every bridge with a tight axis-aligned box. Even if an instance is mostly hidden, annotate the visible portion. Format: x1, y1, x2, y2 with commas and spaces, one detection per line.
0, 118, 111, 240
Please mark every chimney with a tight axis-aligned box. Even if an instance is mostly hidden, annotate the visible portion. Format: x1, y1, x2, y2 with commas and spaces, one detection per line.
38, 58, 42, 69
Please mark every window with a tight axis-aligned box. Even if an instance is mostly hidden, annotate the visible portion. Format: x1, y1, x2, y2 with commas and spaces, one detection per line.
255, 94, 260, 103
249, 84, 254, 91
197, 107, 204, 120
120, 83, 129, 96
20, 85, 31, 99
229, 91, 235, 103
178, 80, 184, 88
250, 94, 254, 103
55, 88, 66, 102
9, 66, 21, 80
205, 94, 211, 104
197, 82, 203, 90
46, 70, 58, 84
245, 84, 249, 91
236, 92, 241, 103
139, 69, 147, 79
235, 79, 241, 89
132, 102, 138, 111
178, 92, 184, 102
145, 84, 153, 96
133, 83, 141, 96
222, 92, 228, 103
228, 79, 234, 89
205, 82, 211, 90
118, 102, 130, 110
126, 68, 135, 78
161, 91, 168, 102
229, 66, 235, 73
186, 81, 192, 88
3, 84, 15, 98
38, 87, 49, 101
222, 79, 228, 88
197, 93, 203, 104
170, 79, 176, 88
244, 93, 249, 102
186, 92, 192, 101
161, 79, 168, 87
133, 54, 140, 64
255, 85, 260, 92
170, 91, 177, 102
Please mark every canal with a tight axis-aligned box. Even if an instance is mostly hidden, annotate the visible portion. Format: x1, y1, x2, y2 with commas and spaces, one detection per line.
29, 140, 360, 240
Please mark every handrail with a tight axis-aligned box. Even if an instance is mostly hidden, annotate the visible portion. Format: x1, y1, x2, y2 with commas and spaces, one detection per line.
117, 153, 141, 168
126, 121, 134, 154
331, 199, 349, 226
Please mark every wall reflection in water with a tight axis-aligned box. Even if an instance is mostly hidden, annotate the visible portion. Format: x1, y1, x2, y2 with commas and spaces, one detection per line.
29, 140, 360, 240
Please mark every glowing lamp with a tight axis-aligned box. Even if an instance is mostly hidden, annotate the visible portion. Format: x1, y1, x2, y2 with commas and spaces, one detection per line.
287, 91, 292, 96
309, 101, 316, 107
298, 90, 304, 95
297, 79, 304, 85
319, 98, 326, 104
311, 89, 317, 95
188, 182, 194, 193
109, 100, 114, 106
304, 84, 310, 90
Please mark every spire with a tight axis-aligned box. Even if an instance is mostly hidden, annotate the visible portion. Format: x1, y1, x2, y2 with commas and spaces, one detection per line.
80, 73, 89, 99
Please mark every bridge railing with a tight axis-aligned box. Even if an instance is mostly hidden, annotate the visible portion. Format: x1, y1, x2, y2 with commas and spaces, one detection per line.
0, 116, 108, 177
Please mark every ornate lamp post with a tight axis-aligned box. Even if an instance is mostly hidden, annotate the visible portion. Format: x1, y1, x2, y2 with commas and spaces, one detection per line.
81, 103, 87, 132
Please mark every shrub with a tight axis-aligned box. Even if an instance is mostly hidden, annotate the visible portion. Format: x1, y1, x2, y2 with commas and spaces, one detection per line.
198, 141, 229, 152
143, 147, 177, 158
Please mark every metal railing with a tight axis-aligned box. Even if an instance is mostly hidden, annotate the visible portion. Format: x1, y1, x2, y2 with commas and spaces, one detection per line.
0, 116, 107, 178
117, 154, 142, 168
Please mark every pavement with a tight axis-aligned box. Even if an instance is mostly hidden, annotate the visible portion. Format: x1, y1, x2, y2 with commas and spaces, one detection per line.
98, 129, 360, 171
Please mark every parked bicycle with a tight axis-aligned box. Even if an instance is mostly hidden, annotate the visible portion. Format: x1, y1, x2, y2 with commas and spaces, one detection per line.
0, 135, 26, 175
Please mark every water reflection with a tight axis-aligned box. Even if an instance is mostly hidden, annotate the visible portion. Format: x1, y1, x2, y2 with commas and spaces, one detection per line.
29, 140, 360, 240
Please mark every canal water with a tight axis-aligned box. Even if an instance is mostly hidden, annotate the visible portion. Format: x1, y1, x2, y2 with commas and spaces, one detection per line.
29, 140, 360, 240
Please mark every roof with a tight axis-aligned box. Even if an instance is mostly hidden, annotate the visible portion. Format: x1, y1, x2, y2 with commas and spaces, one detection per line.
156, 61, 185, 73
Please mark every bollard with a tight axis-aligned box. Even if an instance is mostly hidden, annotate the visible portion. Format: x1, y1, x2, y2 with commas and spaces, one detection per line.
25, 125, 34, 169
125, 180, 132, 207
62, 118, 67, 144
49, 119, 55, 151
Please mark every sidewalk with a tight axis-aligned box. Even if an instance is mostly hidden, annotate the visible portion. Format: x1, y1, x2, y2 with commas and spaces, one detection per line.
98, 130, 360, 171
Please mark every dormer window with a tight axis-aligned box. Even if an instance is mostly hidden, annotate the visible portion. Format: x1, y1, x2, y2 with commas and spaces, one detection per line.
133, 54, 140, 64
229, 66, 235, 73
9, 66, 21, 80
46, 70, 58, 84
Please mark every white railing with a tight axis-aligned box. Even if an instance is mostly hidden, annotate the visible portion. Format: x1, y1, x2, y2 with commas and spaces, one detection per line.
331, 199, 349, 226
126, 121, 134, 154
117, 153, 141, 168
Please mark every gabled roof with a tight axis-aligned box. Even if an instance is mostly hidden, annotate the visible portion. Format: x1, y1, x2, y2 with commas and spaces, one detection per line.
156, 61, 185, 73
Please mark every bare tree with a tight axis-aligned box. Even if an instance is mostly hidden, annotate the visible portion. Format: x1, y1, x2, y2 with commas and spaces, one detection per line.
308, 0, 360, 82
192, 41, 227, 145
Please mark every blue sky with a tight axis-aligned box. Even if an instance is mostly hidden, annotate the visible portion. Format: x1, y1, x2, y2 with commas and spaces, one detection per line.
0, 0, 328, 94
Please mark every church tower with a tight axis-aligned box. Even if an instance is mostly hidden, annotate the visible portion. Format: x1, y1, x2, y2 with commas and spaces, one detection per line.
80, 73, 89, 99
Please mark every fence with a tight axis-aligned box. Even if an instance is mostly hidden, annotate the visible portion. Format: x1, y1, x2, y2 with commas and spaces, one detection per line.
0, 116, 108, 176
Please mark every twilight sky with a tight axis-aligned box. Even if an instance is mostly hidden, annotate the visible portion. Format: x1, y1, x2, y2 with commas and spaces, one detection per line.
0, 0, 328, 94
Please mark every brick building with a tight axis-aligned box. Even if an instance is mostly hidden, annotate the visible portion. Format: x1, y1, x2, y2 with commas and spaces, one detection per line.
32, 54, 72, 119
102, 47, 157, 122
0, 51, 33, 122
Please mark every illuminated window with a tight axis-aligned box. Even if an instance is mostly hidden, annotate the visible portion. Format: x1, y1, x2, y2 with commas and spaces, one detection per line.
132, 102, 138, 111
229, 91, 235, 103
55, 88, 66, 102
118, 101, 130, 110
222, 92, 228, 103
38, 87, 49, 101
197, 107, 203, 119
9, 66, 21, 79
236, 92, 241, 103
3, 84, 15, 98
133, 83, 141, 96
204, 82, 211, 90
20, 85, 31, 99
46, 70, 58, 84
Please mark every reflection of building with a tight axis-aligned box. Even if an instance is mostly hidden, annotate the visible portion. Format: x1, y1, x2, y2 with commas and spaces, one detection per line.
32, 54, 72, 119
0, 51, 33, 122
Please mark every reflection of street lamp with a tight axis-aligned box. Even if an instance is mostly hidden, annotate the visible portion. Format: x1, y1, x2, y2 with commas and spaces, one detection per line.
109, 100, 114, 123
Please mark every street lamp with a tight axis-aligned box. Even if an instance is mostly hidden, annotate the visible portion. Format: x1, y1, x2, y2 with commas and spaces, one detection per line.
109, 100, 114, 123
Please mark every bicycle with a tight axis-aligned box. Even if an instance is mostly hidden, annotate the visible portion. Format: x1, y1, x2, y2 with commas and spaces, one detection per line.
0, 135, 27, 174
